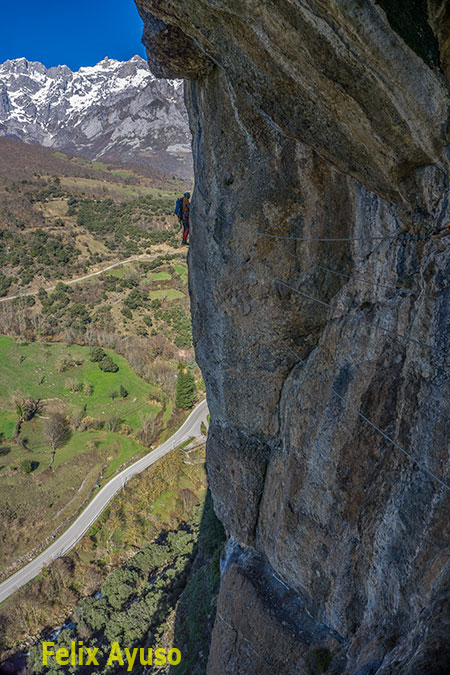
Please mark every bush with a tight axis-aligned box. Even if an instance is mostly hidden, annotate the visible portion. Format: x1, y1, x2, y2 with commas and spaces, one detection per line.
22, 459, 39, 474
105, 416, 122, 432
83, 381, 93, 397
98, 356, 118, 373
56, 356, 78, 373
124, 288, 145, 310
90, 346, 106, 362
65, 377, 82, 393
119, 385, 128, 398
121, 306, 132, 320
81, 416, 104, 430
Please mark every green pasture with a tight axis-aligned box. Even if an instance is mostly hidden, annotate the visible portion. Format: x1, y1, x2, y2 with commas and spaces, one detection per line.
149, 289, 185, 301
173, 263, 188, 277
0, 412, 16, 440
105, 263, 139, 279
0, 336, 162, 432
150, 271, 171, 281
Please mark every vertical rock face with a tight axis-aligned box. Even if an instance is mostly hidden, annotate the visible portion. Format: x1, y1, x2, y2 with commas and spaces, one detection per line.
136, 2, 450, 672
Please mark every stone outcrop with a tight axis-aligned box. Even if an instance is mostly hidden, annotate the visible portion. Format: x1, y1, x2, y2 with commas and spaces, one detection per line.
136, 2, 450, 672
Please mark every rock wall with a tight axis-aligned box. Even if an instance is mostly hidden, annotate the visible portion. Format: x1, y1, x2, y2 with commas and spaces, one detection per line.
135, 2, 450, 672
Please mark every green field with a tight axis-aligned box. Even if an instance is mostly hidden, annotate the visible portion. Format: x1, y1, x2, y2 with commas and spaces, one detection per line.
105, 262, 140, 279
149, 288, 185, 301
0, 336, 161, 430
150, 271, 172, 281
173, 263, 188, 277
0, 335, 174, 571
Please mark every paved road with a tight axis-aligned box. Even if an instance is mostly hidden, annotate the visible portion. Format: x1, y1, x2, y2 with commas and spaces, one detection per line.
0, 254, 154, 304
0, 399, 208, 603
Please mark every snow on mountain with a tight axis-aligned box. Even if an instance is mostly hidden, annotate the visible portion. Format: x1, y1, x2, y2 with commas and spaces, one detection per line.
0, 55, 192, 176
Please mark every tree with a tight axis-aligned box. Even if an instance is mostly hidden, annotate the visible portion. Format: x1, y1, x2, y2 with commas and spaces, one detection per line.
119, 385, 128, 398
175, 364, 196, 410
22, 459, 39, 474
44, 412, 70, 466
90, 346, 106, 362
12, 395, 41, 424
12, 394, 41, 449
98, 356, 118, 373
137, 411, 163, 446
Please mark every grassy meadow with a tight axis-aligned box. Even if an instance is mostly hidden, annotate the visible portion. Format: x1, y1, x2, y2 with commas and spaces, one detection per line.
0, 335, 176, 572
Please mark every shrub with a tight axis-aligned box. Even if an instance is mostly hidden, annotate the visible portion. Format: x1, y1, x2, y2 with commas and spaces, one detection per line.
65, 377, 82, 393
83, 381, 93, 397
90, 346, 106, 362
105, 416, 122, 432
124, 288, 145, 310
22, 459, 39, 474
101, 569, 138, 611
119, 385, 128, 398
81, 416, 104, 430
71, 409, 84, 430
99, 356, 118, 373
57, 357, 79, 373
121, 306, 132, 320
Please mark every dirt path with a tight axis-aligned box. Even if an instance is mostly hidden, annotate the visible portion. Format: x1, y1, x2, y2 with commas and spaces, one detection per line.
0, 253, 156, 304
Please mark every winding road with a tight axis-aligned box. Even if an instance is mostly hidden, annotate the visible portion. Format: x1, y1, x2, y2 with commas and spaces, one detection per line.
0, 399, 208, 604
0, 254, 155, 304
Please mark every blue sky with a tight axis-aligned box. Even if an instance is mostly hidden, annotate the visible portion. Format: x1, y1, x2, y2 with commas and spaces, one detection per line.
0, 0, 146, 70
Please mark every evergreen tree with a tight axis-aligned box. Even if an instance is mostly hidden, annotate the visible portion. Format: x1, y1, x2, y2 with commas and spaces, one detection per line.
175, 364, 196, 409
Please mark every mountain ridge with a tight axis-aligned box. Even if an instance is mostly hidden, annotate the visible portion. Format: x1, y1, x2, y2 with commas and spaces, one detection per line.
0, 55, 192, 177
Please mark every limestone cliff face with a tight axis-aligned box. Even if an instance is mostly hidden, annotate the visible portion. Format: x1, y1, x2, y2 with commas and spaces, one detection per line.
136, 2, 450, 672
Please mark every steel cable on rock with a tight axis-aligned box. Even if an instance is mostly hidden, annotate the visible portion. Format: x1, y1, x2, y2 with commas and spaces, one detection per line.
209, 209, 443, 350
285, 251, 440, 302
257, 315, 450, 492
208, 210, 440, 300
270, 276, 437, 352
195, 187, 449, 489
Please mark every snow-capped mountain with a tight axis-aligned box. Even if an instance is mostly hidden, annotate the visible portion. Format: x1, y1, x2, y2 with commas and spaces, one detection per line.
0, 55, 192, 176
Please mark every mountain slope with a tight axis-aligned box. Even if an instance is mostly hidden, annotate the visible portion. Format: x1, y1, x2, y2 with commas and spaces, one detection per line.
0, 56, 192, 177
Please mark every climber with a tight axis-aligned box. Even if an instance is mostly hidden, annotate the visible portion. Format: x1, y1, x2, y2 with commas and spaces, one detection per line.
174, 192, 190, 246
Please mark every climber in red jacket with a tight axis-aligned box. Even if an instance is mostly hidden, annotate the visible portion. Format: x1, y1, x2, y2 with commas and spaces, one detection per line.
181, 192, 190, 245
